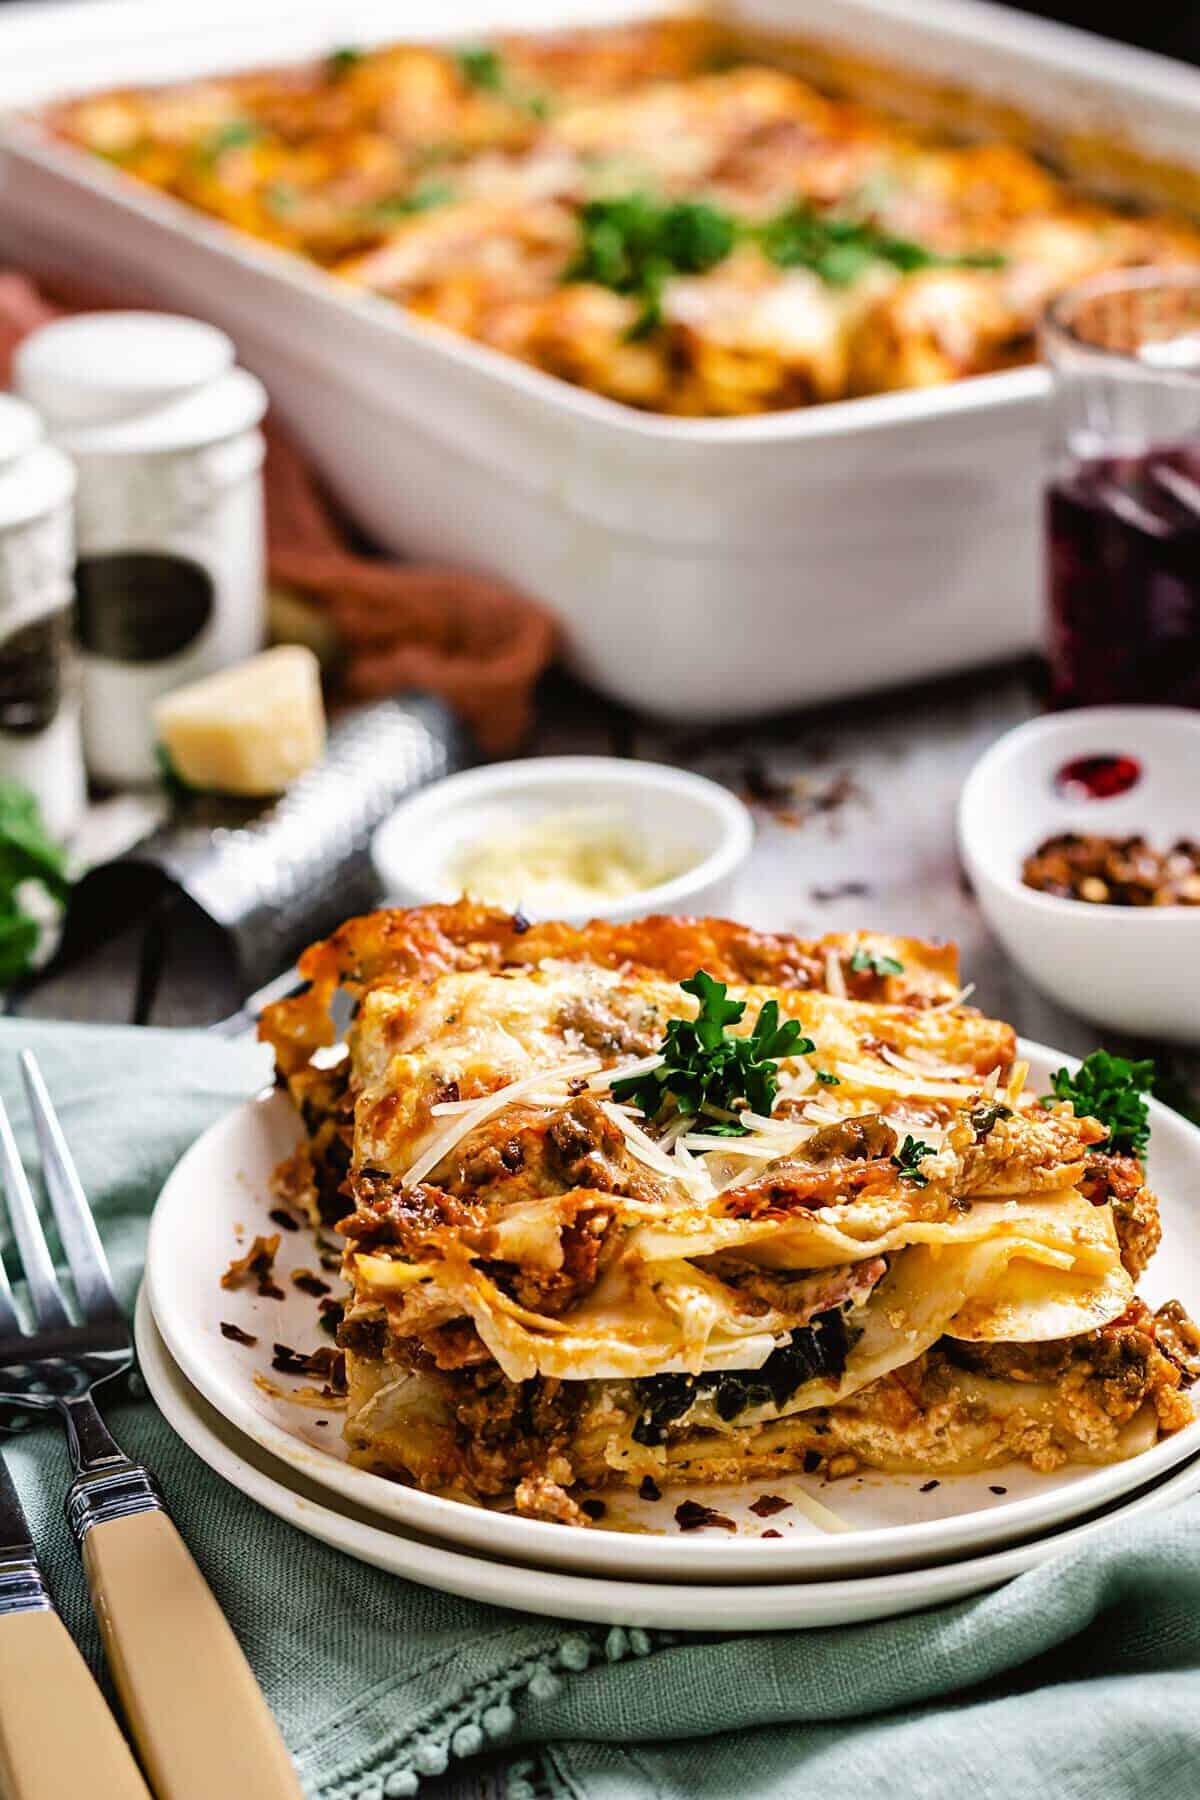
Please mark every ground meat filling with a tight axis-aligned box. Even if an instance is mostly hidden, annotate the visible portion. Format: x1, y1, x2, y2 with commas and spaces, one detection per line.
480, 1202, 616, 1316
1078, 1150, 1162, 1281
945, 1298, 1197, 1428
443, 1361, 582, 1497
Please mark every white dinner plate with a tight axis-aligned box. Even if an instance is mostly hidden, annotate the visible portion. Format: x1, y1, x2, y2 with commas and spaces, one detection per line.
136, 1288, 1200, 1631
145, 1040, 1200, 1584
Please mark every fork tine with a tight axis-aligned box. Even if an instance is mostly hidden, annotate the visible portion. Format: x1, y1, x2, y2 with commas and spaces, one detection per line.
0, 1093, 71, 1332
0, 1241, 22, 1341
19, 1052, 123, 1326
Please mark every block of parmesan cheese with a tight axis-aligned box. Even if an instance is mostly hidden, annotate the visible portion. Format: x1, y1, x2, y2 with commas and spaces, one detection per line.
153, 646, 326, 796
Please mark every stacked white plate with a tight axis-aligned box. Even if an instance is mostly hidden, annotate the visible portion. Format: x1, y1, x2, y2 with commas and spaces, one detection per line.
140, 1041, 1200, 1632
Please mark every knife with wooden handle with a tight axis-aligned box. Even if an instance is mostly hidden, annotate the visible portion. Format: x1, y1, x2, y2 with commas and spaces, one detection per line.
0, 1455, 150, 1800
78, 1502, 306, 1800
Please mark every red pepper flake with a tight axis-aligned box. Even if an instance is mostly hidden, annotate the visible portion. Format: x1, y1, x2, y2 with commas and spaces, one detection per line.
749, 1494, 791, 1518
675, 1499, 736, 1533
268, 1208, 301, 1233
580, 1498, 607, 1520
919, 1479, 940, 1493
761, 1528, 783, 1539
291, 1269, 332, 1298
638, 1475, 661, 1502
220, 1321, 257, 1347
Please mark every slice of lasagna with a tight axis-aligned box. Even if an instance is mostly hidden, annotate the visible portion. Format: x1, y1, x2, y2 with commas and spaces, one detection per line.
260, 903, 1198, 1516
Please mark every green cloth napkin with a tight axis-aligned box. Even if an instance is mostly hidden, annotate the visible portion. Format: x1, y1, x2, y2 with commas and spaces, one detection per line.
3, 1018, 1199, 1800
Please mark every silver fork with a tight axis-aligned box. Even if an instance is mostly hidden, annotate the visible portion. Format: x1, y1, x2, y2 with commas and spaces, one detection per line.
0, 1052, 304, 1800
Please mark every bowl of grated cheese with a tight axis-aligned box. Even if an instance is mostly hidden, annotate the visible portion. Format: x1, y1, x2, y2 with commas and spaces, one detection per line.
371, 756, 753, 925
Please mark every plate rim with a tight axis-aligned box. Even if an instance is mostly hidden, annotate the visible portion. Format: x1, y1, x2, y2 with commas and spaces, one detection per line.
135, 1286, 1200, 1631
145, 1036, 1200, 1582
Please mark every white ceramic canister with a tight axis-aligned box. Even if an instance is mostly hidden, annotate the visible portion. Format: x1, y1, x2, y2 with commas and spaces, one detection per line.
13, 313, 267, 786
0, 394, 83, 840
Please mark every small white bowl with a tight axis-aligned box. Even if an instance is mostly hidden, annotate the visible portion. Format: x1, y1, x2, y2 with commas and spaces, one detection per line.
372, 755, 753, 926
958, 706, 1200, 1043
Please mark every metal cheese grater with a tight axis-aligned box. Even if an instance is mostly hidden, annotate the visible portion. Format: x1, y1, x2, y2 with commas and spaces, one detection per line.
53, 694, 470, 1015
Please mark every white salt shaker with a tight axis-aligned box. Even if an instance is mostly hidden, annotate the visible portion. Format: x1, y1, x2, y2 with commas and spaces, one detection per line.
0, 394, 83, 840
14, 312, 268, 786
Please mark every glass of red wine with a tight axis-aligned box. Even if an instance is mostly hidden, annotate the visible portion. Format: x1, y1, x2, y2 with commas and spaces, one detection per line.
1042, 268, 1200, 707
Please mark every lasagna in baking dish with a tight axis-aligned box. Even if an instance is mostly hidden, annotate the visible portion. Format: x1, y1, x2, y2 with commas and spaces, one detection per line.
259, 903, 1199, 1519
51, 16, 1200, 416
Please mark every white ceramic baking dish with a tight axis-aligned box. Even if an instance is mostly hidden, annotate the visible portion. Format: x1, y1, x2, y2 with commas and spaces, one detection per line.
2, 0, 1199, 720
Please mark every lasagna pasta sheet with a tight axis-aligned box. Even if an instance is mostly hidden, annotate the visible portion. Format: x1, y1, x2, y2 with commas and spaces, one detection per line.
354, 1191, 1130, 1384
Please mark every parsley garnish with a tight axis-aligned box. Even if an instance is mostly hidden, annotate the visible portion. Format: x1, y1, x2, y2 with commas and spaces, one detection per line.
199, 119, 260, 163
815, 1070, 841, 1087
849, 948, 904, 977
371, 183, 456, 219
610, 970, 814, 1134
566, 195, 737, 337
455, 45, 549, 117
327, 46, 363, 77
891, 1135, 936, 1186
1042, 1051, 1154, 1159
759, 205, 1004, 285
457, 45, 504, 90
0, 784, 70, 986
565, 192, 1004, 337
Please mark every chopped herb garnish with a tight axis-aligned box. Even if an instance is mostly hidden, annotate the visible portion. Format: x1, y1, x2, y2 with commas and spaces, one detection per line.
327, 46, 363, 76
371, 183, 456, 219
0, 783, 70, 987
815, 1070, 841, 1087
759, 205, 1005, 285
264, 182, 298, 216
566, 195, 737, 337
199, 118, 260, 163
455, 44, 549, 117
891, 1135, 936, 1186
1042, 1050, 1154, 1159
456, 45, 505, 90
849, 948, 904, 977
565, 191, 1005, 334
611, 969, 814, 1133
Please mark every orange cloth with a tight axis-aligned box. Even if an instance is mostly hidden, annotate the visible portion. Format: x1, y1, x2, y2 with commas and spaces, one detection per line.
0, 271, 557, 752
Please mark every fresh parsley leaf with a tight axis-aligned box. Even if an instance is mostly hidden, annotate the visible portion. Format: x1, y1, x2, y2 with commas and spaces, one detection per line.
327, 46, 363, 76
815, 1070, 841, 1087
455, 44, 550, 117
199, 119, 260, 163
457, 45, 505, 91
0, 785, 68, 904
758, 204, 1004, 286
371, 183, 456, 219
610, 969, 814, 1132
566, 195, 737, 338
0, 784, 70, 987
1043, 1050, 1154, 1158
0, 912, 39, 988
891, 1135, 935, 1186
849, 948, 904, 977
